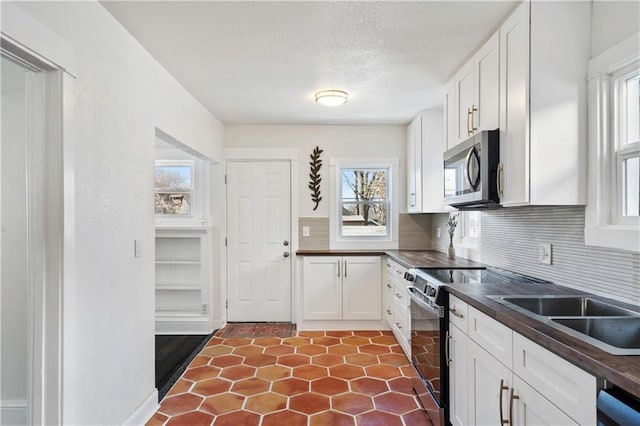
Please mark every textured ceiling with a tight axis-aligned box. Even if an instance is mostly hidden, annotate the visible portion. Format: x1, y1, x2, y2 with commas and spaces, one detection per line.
101, 1, 519, 125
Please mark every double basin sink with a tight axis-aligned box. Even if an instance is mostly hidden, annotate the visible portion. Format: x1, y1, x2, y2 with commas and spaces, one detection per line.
489, 295, 640, 355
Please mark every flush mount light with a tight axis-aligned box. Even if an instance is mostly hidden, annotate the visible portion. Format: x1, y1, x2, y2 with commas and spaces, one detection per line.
315, 90, 348, 106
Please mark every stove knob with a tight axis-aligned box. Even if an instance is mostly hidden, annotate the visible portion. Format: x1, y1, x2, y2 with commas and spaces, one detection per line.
404, 272, 415, 282
427, 287, 437, 297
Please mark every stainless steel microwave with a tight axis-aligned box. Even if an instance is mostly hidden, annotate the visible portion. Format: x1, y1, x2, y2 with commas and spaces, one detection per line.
443, 130, 500, 209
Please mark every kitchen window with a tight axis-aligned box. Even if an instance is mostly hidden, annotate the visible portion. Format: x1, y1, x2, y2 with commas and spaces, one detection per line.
155, 161, 194, 216
329, 158, 399, 249
585, 32, 640, 252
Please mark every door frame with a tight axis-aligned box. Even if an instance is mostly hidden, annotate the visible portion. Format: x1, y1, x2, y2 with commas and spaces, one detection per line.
224, 148, 299, 323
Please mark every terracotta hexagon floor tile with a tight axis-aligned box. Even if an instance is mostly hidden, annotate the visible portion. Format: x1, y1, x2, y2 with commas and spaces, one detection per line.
374, 392, 419, 414
309, 410, 355, 426
401, 365, 419, 377
357, 410, 404, 426
219, 365, 256, 381
325, 331, 354, 338
403, 408, 434, 425
353, 330, 383, 338
312, 336, 341, 346
310, 376, 349, 395
166, 379, 193, 397
365, 364, 401, 380
390, 345, 405, 354
387, 377, 414, 395
296, 344, 327, 356
159, 393, 204, 416
329, 364, 365, 380
327, 344, 358, 356
293, 364, 328, 380
282, 337, 311, 347
344, 353, 379, 367
145, 412, 168, 426
201, 393, 244, 415
222, 337, 253, 347
232, 345, 264, 357
262, 410, 308, 426
245, 392, 287, 414
182, 366, 221, 382
192, 378, 232, 396
332, 393, 374, 415
359, 344, 391, 355
256, 364, 291, 381
205, 337, 224, 346
379, 353, 410, 367
189, 355, 211, 368
312, 353, 344, 367
350, 377, 389, 396
341, 336, 370, 346
289, 392, 330, 414
230, 377, 270, 396
201, 345, 233, 357
272, 377, 309, 396
298, 331, 326, 338
278, 354, 310, 367
264, 344, 295, 356
253, 337, 282, 347
209, 354, 244, 368
243, 353, 277, 367
212, 410, 260, 426
165, 411, 214, 426
370, 335, 399, 346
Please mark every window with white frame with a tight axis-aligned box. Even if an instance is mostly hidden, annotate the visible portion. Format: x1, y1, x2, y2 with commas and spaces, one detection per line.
339, 166, 390, 239
585, 32, 640, 252
155, 161, 194, 216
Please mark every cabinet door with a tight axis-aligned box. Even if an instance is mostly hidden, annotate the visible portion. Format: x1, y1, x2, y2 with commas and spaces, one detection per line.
342, 256, 382, 320
468, 340, 512, 426
448, 324, 469, 426
499, 1, 530, 206
474, 32, 500, 133
407, 117, 422, 212
512, 376, 579, 426
444, 79, 457, 151
303, 256, 342, 320
420, 111, 447, 213
455, 60, 475, 144
468, 306, 513, 368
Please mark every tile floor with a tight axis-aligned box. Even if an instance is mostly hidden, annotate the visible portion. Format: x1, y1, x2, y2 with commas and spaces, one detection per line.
147, 329, 434, 426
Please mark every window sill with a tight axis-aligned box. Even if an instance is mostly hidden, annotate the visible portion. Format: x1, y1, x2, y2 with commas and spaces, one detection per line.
584, 225, 639, 252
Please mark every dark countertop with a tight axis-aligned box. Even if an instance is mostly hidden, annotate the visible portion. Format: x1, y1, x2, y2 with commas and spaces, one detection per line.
296, 250, 387, 256
445, 283, 640, 399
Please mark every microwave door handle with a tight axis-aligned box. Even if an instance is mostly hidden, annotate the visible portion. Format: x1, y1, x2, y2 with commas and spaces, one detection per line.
469, 148, 481, 190
463, 147, 475, 189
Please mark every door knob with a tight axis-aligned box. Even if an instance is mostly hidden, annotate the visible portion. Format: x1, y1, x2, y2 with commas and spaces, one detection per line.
283, 252, 290, 258
283, 240, 289, 246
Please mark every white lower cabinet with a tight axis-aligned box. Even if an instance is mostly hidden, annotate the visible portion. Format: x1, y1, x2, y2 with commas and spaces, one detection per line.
303, 256, 381, 321
384, 257, 410, 357
448, 295, 597, 425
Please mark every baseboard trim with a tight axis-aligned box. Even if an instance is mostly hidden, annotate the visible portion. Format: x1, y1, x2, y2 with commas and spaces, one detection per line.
1, 399, 27, 425
155, 317, 210, 334
123, 390, 158, 426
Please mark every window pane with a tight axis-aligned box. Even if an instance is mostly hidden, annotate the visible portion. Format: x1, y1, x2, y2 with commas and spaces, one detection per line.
623, 156, 639, 216
155, 166, 192, 191
340, 168, 388, 237
625, 74, 640, 146
155, 192, 191, 215
155, 165, 192, 215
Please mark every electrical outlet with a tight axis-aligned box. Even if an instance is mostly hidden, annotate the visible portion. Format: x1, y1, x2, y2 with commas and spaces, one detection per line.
302, 226, 310, 237
436, 227, 442, 239
538, 243, 552, 265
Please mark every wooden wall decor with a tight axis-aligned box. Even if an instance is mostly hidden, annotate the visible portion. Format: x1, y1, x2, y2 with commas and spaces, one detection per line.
308, 146, 323, 211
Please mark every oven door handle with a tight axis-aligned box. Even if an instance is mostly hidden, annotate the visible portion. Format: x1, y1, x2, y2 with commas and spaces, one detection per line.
407, 287, 441, 317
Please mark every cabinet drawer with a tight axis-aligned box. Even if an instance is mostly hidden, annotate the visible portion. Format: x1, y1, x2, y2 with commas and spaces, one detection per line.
392, 278, 410, 309
513, 333, 596, 425
392, 302, 410, 346
468, 306, 513, 368
449, 294, 468, 334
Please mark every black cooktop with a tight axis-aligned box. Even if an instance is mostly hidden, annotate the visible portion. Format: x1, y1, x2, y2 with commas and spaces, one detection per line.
418, 267, 550, 285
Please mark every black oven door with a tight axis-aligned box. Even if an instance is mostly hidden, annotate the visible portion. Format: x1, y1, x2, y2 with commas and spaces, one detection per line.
408, 287, 444, 425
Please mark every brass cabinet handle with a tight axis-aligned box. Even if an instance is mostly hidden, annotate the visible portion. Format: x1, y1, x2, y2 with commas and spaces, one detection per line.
497, 162, 504, 198
467, 107, 473, 136
445, 331, 451, 367
470, 104, 478, 132
450, 307, 464, 319
395, 293, 403, 299
386, 283, 392, 289
499, 379, 509, 424
386, 309, 392, 315
337, 260, 341, 277
509, 388, 519, 425
344, 259, 347, 278
395, 322, 402, 329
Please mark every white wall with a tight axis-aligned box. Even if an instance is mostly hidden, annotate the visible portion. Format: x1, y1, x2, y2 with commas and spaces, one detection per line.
225, 125, 406, 218
591, 0, 640, 57
1, 57, 28, 423
4, 2, 225, 424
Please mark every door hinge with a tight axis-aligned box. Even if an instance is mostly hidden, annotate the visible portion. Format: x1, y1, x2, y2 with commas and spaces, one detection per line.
225, 300, 228, 309
202, 304, 208, 314
224, 174, 227, 184
225, 237, 227, 247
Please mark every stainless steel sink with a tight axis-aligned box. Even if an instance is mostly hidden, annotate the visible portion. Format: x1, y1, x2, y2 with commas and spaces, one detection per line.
498, 295, 637, 317
551, 317, 640, 355
488, 294, 640, 355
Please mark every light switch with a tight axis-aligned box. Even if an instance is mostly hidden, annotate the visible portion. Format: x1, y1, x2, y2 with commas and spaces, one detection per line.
436, 227, 442, 239
134, 240, 141, 258
302, 226, 310, 237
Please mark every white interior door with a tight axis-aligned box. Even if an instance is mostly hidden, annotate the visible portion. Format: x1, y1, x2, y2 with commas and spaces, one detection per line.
226, 161, 291, 322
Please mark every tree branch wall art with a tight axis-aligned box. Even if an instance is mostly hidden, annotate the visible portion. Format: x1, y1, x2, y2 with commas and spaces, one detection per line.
308, 146, 323, 211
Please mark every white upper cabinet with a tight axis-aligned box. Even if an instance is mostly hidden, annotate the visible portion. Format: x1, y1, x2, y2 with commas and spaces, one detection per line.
498, 0, 590, 206
453, 32, 501, 147
444, 79, 457, 151
407, 111, 449, 213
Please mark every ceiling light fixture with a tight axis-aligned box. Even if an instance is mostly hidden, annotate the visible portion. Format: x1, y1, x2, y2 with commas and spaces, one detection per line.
315, 90, 348, 106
